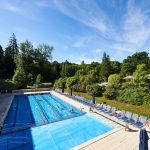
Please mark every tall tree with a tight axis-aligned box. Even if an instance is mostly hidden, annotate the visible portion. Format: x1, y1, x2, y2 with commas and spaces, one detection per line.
100, 52, 111, 81
0, 45, 5, 78
120, 51, 150, 77
133, 64, 148, 86
8, 33, 19, 60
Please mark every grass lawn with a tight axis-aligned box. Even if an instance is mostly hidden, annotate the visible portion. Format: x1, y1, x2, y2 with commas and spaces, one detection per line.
66, 90, 150, 118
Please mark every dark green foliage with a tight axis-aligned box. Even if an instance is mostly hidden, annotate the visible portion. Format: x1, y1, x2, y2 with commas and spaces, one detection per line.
12, 68, 26, 87
120, 51, 150, 77
27, 73, 34, 85
86, 84, 103, 97
36, 74, 43, 85
8, 33, 19, 60
60, 62, 78, 77
100, 52, 111, 81
54, 77, 67, 89
103, 85, 118, 100
111, 61, 121, 74
34, 82, 52, 88
66, 77, 77, 88
0, 79, 18, 90
0, 45, 5, 78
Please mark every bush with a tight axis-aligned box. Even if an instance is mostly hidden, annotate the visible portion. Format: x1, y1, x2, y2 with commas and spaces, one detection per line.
27, 73, 34, 85
117, 86, 149, 106
12, 68, 26, 86
34, 82, 52, 88
143, 93, 150, 108
36, 74, 43, 85
103, 85, 118, 100
108, 74, 121, 86
0, 79, 18, 91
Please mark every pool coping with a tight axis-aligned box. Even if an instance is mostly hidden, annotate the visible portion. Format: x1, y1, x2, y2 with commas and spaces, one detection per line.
0, 95, 14, 128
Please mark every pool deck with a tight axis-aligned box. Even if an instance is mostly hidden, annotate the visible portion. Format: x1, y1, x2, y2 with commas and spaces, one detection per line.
51, 91, 150, 150
0, 90, 150, 150
0, 95, 14, 128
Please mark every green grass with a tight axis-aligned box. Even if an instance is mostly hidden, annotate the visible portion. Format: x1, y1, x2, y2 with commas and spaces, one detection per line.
66, 90, 150, 118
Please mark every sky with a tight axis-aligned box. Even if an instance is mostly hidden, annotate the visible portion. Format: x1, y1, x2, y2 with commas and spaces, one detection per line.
0, 0, 150, 64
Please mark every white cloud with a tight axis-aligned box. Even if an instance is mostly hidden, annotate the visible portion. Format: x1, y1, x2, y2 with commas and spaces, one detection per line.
73, 36, 94, 48
0, 0, 38, 20
0, 1, 20, 13
93, 48, 102, 53
122, 0, 150, 47
49, 0, 150, 53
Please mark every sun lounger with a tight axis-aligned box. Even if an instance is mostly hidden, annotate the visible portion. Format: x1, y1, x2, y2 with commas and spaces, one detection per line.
100, 104, 107, 111
116, 110, 125, 119
121, 111, 132, 122
95, 104, 103, 110
133, 116, 147, 128
108, 107, 116, 115
104, 105, 111, 113
128, 113, 139, 124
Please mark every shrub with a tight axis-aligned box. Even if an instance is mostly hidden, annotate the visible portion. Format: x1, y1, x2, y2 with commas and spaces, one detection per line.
12, 68, 26, 86
117, 86, 149, 106
0, 79, 18, 91
27, 73, 34, 85
103, 85, 118, 100
35, 82, 52, 88
108, 74, 121, 86
36, 74, 43, 85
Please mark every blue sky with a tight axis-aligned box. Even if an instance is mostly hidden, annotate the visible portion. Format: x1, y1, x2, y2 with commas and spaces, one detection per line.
0, 0, 150, 63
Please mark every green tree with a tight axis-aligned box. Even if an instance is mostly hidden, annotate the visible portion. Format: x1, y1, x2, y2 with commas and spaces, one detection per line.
54, 77, 67, 92
4, 46, 16, 78
111, 61, 121, 74
120, 51, 149, 77
8, 33, 19, 60
27, 73, 34, 85
12, 68, 26, 86
133, 64, 148, 86
100, 52, 111, 81
36, 74, 43, 85
66, 77, 77, 96
0, 45, 5, 78
86, 84, 103, 103
108, 74, 121, 86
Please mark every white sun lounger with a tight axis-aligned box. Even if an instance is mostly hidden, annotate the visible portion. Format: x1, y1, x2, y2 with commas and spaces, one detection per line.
116, 110, 126, 119
108, 107, 116, 115
129, 113, 139, 124
134, 116, 147, 127
121, 111, 132, 122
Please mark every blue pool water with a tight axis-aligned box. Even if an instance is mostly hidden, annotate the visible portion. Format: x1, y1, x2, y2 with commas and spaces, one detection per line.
0, 114, 114, 150
0, 93, 114, 150
2, 93, 84, 133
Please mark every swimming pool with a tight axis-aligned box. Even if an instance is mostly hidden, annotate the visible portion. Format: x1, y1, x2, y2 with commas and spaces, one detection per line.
2, 93, 85, 134
0, 93, 114, 150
